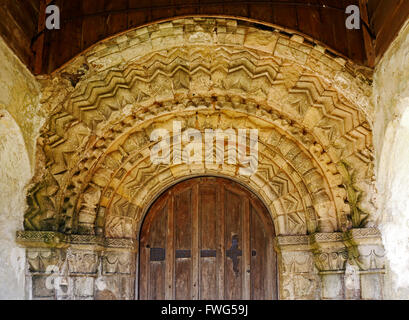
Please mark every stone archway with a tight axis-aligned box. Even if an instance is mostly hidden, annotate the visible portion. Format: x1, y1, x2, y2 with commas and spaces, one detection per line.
17, 17, 385, 300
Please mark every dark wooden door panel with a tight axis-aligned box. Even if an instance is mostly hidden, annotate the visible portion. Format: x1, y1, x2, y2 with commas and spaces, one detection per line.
174, 188, 193, 300
139, 177, 277, 300
251, 208, 268, 300
139, 197, 168, 300
224, 186, 243, 300
199, 184, 218, 300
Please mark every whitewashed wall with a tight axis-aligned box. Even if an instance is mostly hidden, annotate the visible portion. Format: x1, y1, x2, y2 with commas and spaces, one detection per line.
373, 20, 409, 299
0, 37, 43, 299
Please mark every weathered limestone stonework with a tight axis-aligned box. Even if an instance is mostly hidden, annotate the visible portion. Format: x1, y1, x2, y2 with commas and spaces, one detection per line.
16, 231, 135, 300
17, 227, 384, 300
373, 20, 409, 299
275, 228, 384, 300
8, 17, 384, 299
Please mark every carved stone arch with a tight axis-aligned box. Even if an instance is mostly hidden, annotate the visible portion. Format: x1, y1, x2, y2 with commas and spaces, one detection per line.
46, 89, 365, 237
80, 109, 344, 239
18, 17, 385, 301
33, 20, 373, 235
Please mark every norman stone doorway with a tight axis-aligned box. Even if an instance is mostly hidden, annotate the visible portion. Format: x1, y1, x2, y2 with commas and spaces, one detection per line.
139, 177, 278, 300
13, 17, 386, 300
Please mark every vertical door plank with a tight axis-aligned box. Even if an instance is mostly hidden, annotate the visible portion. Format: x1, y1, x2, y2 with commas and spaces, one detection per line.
139, 197, 168, 300
139, 241, 149, 299
224, 186, 243, 300
174, 188, 193, 300
251, 198, 277, 300
242, 198, 251, 300
150, 202, 168, 300
173, 188, 192, 300
199, 184, 218, 300
165, 194, 174, 300
217, 182, 225, 300
191, 183, 199, 300
250, 206, 267, 300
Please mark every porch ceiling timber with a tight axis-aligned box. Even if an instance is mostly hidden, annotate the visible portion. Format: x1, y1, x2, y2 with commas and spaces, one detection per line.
0, 1, 407, 74
38, 0, 369, 74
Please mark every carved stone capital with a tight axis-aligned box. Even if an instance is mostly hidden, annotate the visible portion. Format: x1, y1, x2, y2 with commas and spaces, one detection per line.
275, 235, 310, 252
17, 231, 68, 249
102, 251, 135, 275
16, 231, 135, 250
343, 228, 385, 272
67, 249, 99, 275
279, 250, 320, 300
309, 233, 347, 273
26, 248, 65, 274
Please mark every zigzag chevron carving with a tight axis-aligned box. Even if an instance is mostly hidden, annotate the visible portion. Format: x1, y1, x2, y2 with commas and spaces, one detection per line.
26, 18, 375, 238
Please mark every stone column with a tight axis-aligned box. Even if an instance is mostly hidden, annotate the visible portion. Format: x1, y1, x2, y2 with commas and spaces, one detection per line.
275, 235, 321, 300
18, 229, 384, 300
343, 228, 385, 300
344, 262, 361, 300
310, 233, 348, 300
17, 231, 136, 300
310, 228, 385, 300
65, 247, 99, 300
97, 247, 136, 300
25, 247, 67, 300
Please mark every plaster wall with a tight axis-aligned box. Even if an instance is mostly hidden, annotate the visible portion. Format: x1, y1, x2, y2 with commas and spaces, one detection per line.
373, 19, 409, 299
0, 37, 43, 299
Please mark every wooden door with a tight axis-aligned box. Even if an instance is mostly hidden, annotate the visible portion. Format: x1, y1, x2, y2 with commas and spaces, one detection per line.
139, 177, 277, 300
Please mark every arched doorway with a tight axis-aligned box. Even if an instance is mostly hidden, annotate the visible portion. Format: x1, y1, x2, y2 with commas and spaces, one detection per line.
139, 177, 277, 300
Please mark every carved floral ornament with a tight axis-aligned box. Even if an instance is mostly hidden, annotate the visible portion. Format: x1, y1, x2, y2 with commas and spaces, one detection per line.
25, 17, 375, 244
